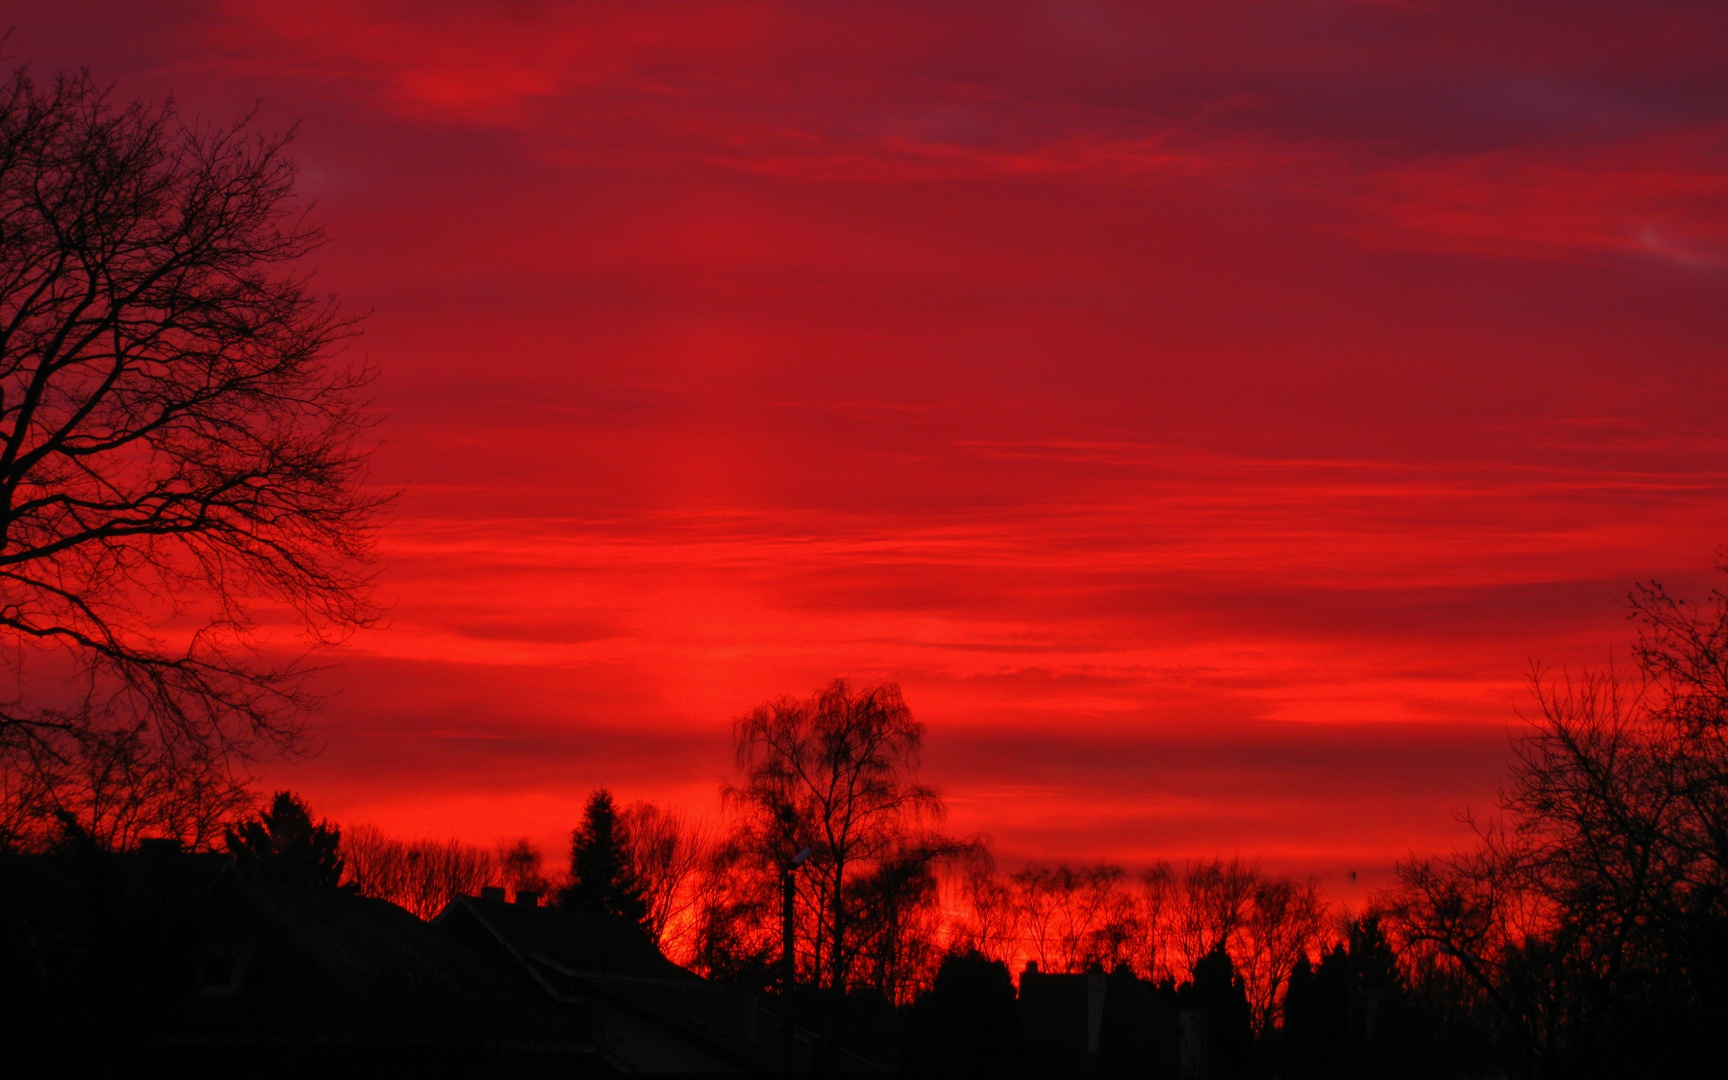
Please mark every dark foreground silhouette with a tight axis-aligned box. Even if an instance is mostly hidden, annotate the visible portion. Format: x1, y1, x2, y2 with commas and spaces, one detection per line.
0, 841, 844, 1077
6, 837, 1727, 1078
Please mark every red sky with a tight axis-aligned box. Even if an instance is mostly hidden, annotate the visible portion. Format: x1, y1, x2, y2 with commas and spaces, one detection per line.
15, 1, 1728, 892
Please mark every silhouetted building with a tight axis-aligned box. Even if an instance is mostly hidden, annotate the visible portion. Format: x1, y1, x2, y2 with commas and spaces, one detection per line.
0, 844, 594, 1077
434, 890, 763, 1071
1, 842, 896, 1074
1016, 963, 1181, 1079
902, 950, 1037, 1078
436, 889, 885, 1072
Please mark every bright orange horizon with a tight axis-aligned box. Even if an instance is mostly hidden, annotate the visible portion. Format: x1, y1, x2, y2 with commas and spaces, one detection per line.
19, 2, 1728, 895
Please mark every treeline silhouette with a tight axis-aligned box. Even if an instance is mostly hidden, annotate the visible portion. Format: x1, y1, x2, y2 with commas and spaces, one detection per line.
325, 571, 1728, 1078
8, 573, 1728, 1076
337, 815, 1327, 1026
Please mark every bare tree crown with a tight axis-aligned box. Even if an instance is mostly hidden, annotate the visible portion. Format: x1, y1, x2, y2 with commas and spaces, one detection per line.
727, 679, 956, 998
0, 65, 384, 844
1387, 561, 1728, 1070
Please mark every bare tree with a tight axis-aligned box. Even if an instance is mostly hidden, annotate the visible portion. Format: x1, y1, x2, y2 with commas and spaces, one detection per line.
0, 720, 252, 850
1009, 862, 1134, 974
687, 831, 781, 984
339, 824, 501, 919
1239, 874, 1328, 1032
1389, 563, 1728, 1075
1389, 832, 1552, 1066
497, 836, 551, 899
946, 854, 1017, 962
947, 852, 1327, 1031
622, 801, 711, 952
1133, 862, 1180, 982
847, 841, 951, 1005
728, 679, 947, 999
1175, 858, 1261, 973
341, 823, 411, 900
0, 65, 383, 846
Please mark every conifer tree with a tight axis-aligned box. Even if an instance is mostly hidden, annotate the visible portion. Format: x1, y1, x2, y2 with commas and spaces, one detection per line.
1179, 943, 1256, 1079
225, 791, 345, 888
558, 788, 649, 925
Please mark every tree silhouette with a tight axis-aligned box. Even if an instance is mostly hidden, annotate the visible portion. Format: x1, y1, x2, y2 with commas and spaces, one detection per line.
728, 679, 946, 999
225, 790, 344, 888
497, 837, 549, 900
1179, 943, 1256, 1079
1281, 953, 1331, 1080
1284, 919, 1421, 1080
902, 951, 1034, 1078
558, 788, 648, 925
1, 719, 251, 851
0, 63, 384, 848
1391, 559, 1728, 1076
339, 824, 498, 918
621, 801, 709, 949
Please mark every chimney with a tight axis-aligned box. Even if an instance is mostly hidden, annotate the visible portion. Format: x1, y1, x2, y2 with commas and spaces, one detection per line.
515, 890, 541, 907
480, 886, 506, 902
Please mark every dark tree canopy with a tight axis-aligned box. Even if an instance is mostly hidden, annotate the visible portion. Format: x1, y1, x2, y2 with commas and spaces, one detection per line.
559, 787, 648, 926
0, 65, 383, 847
224, 790, 344, 888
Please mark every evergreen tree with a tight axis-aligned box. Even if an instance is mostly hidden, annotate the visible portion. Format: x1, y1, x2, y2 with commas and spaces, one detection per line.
1345, 914, 1417, 1077
1285, 919, 1424, 1080
1294, 944, 1354, 1079
1179, 943, 1257, 1079
1282, 954, 1323, 1080
225, 791, 345, 888
558, 788, 649, 925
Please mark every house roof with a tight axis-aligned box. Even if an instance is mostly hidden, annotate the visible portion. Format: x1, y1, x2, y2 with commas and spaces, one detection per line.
0, 848, 595, 1070
443, 896, 696, 986
224, 882, 584, 1049
437, 895, 885, 1072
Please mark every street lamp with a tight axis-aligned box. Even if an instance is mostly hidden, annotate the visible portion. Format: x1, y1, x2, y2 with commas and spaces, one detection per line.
782, 845, 812, 1071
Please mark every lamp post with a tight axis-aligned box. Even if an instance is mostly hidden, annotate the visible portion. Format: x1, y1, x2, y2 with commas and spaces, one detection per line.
782, 845, 812, 1072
